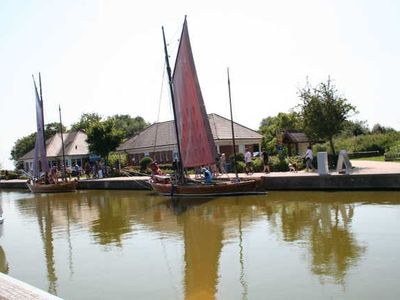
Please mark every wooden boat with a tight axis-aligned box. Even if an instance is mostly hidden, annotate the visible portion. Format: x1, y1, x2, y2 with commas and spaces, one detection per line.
150, 179, 263, 197
27, 74, 77, 193
27, 180, 78, 193
150, 18, 263, 197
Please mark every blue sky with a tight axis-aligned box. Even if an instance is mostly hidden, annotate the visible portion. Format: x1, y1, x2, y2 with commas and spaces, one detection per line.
1, 0, 399, 169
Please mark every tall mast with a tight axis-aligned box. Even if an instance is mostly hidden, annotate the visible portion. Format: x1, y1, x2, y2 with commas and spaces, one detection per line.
162, 25, 184, 182
38, 73, 47, 170
227, 68, 239, 181
59, 105, 67, 182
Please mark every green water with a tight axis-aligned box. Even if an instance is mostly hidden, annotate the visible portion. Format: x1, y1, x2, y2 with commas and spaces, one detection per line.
0, 189, 400, 299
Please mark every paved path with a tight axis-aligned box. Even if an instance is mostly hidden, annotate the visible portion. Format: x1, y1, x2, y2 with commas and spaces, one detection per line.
0, 272, 61, 299
210, 160, 400, 179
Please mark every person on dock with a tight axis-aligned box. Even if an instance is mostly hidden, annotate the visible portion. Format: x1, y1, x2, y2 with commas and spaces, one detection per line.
261, 149, 270, 173
305, 146, 314, 172
219, 153, 227, 175
245, 149, 253, 174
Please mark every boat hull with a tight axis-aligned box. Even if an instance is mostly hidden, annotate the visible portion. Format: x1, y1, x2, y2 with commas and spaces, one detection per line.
27, 181, 78, 193
150, 179, 265, 197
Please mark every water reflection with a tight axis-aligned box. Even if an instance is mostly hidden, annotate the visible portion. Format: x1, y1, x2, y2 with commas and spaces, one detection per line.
0, 225, 8, 274
6, 190, 400, 299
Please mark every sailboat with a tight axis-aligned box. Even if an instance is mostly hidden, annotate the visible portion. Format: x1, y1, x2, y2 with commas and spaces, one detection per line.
149, 18, 264, 197
27, 74, 77, 193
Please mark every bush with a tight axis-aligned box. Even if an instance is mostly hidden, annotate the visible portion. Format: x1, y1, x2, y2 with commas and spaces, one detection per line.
288, 156, 305, 170
269, 156, 289, 172
314, 132, 400, 155
252, 158, 263, 172
229, 152, 244, 162
236, 161, 246, 173
140, 156, 153, 171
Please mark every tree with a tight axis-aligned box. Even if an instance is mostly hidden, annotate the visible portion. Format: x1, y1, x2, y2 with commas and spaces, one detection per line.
259, 111, 303, 154
10, 123, 66, 166
70, 113, 102, 133
298, 78, 356, 155
341, 120, 369, 137
371, 123, 395, 134
86, 119, 124, 165
45, 122, 66, 139
107, 114, 149, 139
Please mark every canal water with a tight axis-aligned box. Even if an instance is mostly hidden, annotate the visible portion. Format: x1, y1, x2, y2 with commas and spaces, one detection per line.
0, 189, 400, 299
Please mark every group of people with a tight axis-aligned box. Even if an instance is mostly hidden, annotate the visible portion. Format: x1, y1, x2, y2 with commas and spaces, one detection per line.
150, 145, 316, 185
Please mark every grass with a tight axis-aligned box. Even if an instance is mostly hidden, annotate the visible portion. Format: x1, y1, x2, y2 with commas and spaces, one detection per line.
352, 156, 400, 163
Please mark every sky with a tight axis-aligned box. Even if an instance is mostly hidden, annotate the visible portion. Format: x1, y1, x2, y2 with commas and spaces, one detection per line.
1, 0, 399, 169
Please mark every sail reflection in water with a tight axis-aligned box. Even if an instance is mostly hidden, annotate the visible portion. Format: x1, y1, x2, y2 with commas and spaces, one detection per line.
1, 190, 400, 299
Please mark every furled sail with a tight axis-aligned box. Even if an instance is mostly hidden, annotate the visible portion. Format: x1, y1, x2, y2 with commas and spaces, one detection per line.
32, 78, 49, 178
172, 19, 217, 168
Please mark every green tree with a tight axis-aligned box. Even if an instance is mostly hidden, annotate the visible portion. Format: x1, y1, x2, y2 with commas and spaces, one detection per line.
341, 120, 369, 137
259, 111, 303, 154
10, 123, 66, 166
45, 122, 66, 139
70, 113, 102, 133
108, 114, 149, 139
10, 133, 36, 165
86, 119, 124, 165
371, 123, 395, 134
298, 78, 356, 155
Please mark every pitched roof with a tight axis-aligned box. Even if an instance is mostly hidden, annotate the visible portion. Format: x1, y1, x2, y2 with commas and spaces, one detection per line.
283, 131, 311, 143
19, 131, 89, 160
117, 113, 262, 151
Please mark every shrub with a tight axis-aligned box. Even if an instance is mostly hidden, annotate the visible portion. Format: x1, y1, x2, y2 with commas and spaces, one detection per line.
252, 158, 263, 172
140, 156, 153, 171
235, 161, 246, 173
269, 156, 289, 172
288, 156, 305, 170
229, 152, 244, 162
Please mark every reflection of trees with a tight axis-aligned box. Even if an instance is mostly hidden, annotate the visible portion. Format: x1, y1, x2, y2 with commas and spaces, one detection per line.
272, 200, 365, 283
0, 246, 9, 274
310, 204, 363, 284
89, 195, 132, 246
12, 190, 400, 296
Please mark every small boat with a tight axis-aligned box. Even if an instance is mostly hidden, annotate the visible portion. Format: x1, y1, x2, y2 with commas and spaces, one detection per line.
150, 18, 263, 197
27, 74, 77, 193
27, 180, 78, 193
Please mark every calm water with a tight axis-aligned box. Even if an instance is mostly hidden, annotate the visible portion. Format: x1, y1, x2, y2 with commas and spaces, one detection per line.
1, 189, 400, 299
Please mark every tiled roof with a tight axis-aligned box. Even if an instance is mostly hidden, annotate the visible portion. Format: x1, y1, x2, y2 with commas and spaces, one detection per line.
117, 113, 262, 151
19, 131, 89, 160
283, 131, 311, 143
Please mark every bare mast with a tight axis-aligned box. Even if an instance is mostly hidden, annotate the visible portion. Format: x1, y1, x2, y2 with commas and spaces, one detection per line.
162, 25, 184, 182
227, 68, 239, 181
59, 105, 67, 182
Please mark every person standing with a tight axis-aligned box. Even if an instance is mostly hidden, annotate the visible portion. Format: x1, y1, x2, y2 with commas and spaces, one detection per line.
244, 149, 253, 174
261, 149, 270, 173
219, 153, 227, 174
305, 146, 314, 172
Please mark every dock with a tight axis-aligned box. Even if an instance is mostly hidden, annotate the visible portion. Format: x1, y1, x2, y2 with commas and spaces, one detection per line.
1, 160, 399, 191
0, 272, 62, 299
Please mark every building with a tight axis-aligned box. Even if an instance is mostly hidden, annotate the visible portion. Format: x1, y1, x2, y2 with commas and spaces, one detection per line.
19, 131, 90, 172
117, 113, 263, 164
283, 130, 312, 156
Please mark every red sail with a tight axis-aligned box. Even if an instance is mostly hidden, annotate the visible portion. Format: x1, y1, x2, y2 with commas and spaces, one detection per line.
172, 19, 217, 168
